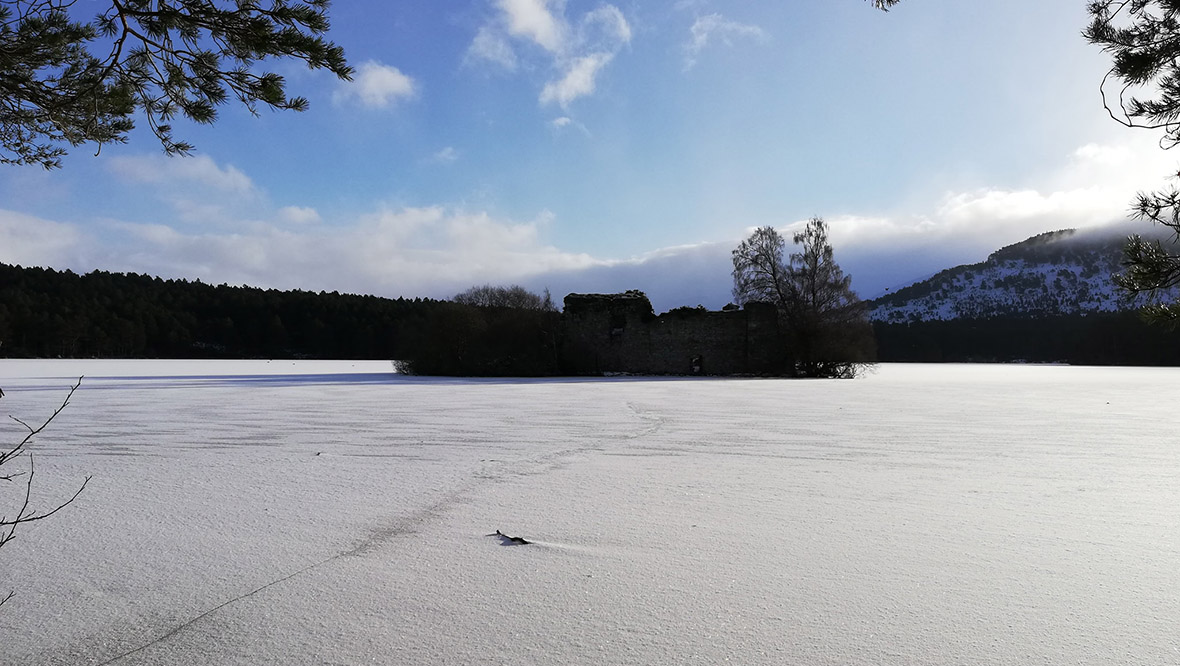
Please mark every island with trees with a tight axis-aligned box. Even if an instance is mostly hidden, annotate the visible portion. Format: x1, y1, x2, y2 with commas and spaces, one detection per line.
0, 216, 878, 378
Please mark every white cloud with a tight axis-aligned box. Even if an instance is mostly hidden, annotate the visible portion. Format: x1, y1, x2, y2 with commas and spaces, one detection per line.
1059, 140, 1176, 193
170, 198, 245, 227
430, 147, 460, 164
684, 14, 767, 70
1073, 143, 1132, 166
14, 204, 601, 300
105, 153, 275, 231
782, 135, 1180, 295
929, 139, 1175, 234
335, 61, 416, 109
549, 115, 590, 135
277, 205, 321, 226
12, 137, 1175, 314
0, 209, 88, 268
108, 154, 255, 195
497, 0, 565, 52
526, 134, 1180, 307
466, 26, 518, 70
581, 5, 632, 49
468, 1, 630, 110
540, 53, 614, 108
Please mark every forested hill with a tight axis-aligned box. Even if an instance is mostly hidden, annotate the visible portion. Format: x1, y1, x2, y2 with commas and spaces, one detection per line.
0, 263, 441, 359
869, 228, 1180, 323
868, 228, 1180, 365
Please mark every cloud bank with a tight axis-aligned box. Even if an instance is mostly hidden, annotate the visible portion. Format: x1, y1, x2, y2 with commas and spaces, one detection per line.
2, 138, 1173, 312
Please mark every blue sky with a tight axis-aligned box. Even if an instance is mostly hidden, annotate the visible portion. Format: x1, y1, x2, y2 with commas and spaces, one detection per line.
1, 0, 1175, 310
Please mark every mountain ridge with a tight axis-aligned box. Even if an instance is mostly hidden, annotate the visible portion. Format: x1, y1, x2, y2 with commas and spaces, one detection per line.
868, 226, 1180, 322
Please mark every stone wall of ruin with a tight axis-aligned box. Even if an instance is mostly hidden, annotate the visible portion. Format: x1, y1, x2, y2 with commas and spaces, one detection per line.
559, 291, 784, 375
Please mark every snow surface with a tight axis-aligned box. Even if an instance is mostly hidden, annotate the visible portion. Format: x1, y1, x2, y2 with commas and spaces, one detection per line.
1, 360, 1178, 665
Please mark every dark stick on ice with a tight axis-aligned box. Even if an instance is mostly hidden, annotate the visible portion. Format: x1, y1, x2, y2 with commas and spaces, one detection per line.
487, 529, 530, 545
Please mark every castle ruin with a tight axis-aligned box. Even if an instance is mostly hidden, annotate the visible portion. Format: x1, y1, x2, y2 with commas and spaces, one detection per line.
559, 290, 785, 375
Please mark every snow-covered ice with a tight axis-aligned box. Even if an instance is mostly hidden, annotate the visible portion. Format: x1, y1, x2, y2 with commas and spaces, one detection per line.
1, 360, 1177, 665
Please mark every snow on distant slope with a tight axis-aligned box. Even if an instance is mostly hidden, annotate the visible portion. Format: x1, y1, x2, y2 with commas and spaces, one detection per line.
869, 228, 1180, 322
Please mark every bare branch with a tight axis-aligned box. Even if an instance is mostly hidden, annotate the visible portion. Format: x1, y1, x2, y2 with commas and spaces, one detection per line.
1, 377, 89, 606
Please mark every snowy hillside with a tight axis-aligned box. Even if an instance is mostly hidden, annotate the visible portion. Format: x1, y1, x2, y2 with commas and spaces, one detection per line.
869, 228, 1180, 323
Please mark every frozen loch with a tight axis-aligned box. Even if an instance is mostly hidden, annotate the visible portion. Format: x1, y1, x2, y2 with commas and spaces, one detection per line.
0, 360, 1177, 665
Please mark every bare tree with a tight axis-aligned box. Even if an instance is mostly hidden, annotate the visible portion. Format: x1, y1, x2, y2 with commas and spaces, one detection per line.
782, 218, 876, 378
732, 226, 792, 308
732, 219, 875, 378
1, 378, 89, 607
453, 284, 556, 311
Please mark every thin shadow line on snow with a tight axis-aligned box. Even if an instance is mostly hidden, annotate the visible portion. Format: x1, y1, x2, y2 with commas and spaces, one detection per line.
94, 499, 448, 664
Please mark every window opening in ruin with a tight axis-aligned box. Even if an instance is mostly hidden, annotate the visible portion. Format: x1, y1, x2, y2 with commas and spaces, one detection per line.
610, 313, 626, 340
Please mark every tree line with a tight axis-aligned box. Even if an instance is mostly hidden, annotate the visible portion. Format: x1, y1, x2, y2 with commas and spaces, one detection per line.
395, 284, 560, 376
0, 265, 568, 375
0, 263, 432, 359
874, 313, 1180, 366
